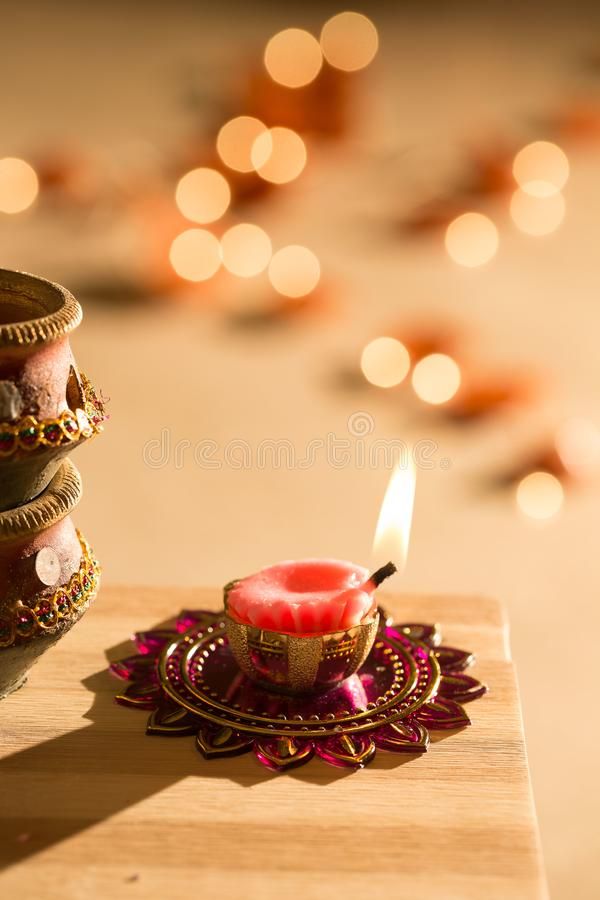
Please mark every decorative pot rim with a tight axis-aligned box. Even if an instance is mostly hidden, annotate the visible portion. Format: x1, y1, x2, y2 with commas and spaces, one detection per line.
0, 458, 82, 540
0, 268, 82, 349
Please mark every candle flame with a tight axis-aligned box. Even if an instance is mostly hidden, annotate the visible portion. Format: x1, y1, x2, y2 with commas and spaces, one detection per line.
372, 458, 416, 576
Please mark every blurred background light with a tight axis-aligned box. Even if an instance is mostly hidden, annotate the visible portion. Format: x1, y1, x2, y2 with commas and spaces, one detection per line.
516, 471, 564, 520
513, 141, 569, 197
175, 167, 230, 224
268, 245, 320, 297
411, 353, 461, 404
445, 212, 499, 267
360, 337, 410, 387
251, 127, 307, 184
217, 116, 269, 173
320, 12, 379, 72
169, 228, 222, 281
510, 188, 565, 236
220, 223, 272, 278
264, 28, 323, 88
0, 157, 39, 213
556, 418, 600, 476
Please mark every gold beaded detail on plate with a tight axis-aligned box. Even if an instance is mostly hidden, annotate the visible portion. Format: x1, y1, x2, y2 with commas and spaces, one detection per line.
0, 373, 106, 458
0, 531, 100, 649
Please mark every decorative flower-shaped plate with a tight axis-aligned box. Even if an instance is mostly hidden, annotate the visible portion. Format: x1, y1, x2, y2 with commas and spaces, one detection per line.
111, 608, 487, 772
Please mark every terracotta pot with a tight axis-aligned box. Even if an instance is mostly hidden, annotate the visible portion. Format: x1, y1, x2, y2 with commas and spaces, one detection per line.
0, 459, 100, 699
0, 268, 105, 512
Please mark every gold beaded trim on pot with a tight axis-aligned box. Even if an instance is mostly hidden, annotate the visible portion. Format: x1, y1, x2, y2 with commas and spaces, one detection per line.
0, 531, 100, 649
0, 373, 106, 458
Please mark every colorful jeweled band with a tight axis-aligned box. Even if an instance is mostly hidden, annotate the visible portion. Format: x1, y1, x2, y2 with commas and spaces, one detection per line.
0, 373, 106, 458
0, 531, 100, 648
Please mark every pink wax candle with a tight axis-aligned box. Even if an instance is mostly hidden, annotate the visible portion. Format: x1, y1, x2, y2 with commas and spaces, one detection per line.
225, 559, 396, 634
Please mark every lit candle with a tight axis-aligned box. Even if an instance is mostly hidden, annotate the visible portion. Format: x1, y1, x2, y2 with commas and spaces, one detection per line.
227, 461, 415, 634
224, 462, 416, 693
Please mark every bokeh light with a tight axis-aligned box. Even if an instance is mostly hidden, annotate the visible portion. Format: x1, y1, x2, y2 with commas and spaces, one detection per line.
220, 223, 272, 278
264, 28, 323, 88
251, 127, 307, 184
217, 116, 269, 173
169, 228, 222, 282
175, 167, 230, 224
510, 189, 565, 236
411, 353, 461, 404
360, 337, 410, 388
556, 418, 600, 476
513, 141, 569, 197
0, 157, 39, 213
268, 245, 320, 297
320, 12, 379, 72
445, 212, 499, 267
516, 471, 564, 520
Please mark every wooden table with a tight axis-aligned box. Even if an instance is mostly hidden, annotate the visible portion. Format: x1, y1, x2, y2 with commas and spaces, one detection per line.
0, 587, 548, 899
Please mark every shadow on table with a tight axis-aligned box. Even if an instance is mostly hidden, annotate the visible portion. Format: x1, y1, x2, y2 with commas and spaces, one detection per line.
0, 624, 270, 871
0, 617, 423, 871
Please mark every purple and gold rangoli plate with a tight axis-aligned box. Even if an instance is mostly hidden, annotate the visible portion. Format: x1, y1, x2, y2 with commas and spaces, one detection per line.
111, 608, 487, 772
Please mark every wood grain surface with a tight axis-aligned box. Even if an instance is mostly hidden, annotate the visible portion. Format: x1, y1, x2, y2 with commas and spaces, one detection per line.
0, 587, 548, 899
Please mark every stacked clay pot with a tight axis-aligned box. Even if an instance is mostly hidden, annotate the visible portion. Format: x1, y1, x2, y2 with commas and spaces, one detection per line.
0, 270, 105, 698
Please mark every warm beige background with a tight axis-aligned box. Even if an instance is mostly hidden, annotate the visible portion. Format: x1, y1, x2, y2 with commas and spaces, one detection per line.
1, 3, 598, 897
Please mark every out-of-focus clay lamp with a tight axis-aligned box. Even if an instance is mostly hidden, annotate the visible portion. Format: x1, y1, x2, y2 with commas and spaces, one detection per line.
243, 28, 325, 137
462, 142, 516, 197
551, 100, 600, 143
244, 27, 340, 138
133, 179, 227, 297
402, 197, 467, 236
405, 141, 512, 235
393, 322, 461, 364
444, 370, 534, 422
225, 461, 416, 694
506, 419, 600, 488
33, 149, 100, 209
